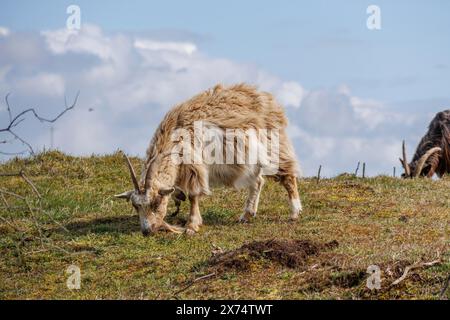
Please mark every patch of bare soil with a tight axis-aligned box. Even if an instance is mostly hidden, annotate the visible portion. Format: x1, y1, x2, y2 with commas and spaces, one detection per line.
208, 239, 339, 272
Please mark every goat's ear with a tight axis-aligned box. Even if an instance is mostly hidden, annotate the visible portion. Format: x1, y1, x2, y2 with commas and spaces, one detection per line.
114, 190, 133, 200
158, 187, 175, 197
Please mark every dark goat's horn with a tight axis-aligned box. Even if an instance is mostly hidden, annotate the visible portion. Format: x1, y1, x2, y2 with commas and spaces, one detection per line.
123, 152, 140, 191
414, 147, 442, 177
402, 140, 411, 177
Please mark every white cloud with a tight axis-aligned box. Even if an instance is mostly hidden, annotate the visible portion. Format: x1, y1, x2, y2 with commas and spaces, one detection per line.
1, 24, 443, 176
14, 72, 65, 97
2, 25, 306, 153
0, 65, 11, 82
134, 39, 197, 55
0, 27, 10, 37
288, 123, 402, 177
275, 81, 306, 108
41, 24, 113, 60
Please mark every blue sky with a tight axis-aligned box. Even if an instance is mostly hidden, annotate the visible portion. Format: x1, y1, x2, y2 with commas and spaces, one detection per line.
2, 0, 449, 101
1, 1, 449, 176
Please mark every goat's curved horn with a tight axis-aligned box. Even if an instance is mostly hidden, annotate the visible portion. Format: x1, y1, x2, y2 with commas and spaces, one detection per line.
414, 147, 442, 177
144, 164, 152, 190
122, 152, 140, 191
402, 140, 411, 177
143, 156, 156, 191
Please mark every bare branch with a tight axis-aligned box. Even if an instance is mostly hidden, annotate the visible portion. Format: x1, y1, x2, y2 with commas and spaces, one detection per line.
391, 258, 442, 286
0, 192, 10, 209
440, 275, 450, 299
20, 171, 41, 198
173, 272, 216, 297
1, 91, 79, 155
0, 170, 41, 198
5, 92, 12, 123
0, 171, 23, 176
1, 91, 79, 132
0, 188, 26, 200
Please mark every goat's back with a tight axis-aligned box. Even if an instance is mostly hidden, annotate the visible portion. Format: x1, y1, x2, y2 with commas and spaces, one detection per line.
144, 84, 297, 178
173, 83, 288, 130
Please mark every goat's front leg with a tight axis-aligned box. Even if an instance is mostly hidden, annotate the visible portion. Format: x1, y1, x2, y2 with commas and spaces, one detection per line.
186, 195, 203, 235
239, 175, 264, 223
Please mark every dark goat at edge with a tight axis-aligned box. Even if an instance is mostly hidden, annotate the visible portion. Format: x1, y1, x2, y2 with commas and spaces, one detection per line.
400, 110, 450, 178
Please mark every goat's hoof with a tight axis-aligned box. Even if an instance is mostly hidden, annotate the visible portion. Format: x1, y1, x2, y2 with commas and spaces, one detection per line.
289, 212, 301, 221
185, 224, 199, 235
185, 228, 197, 236
239, 211, 255, 223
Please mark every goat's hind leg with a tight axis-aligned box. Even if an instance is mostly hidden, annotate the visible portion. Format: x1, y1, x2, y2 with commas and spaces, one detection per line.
239, 175, 265, 223
170, 189, 186, 217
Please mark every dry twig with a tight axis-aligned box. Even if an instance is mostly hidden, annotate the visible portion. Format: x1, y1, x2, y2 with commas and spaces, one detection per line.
391, 259, 442, 286
1, 92, 79, 155
173, 272, 216, 296
439, 275, 450, 299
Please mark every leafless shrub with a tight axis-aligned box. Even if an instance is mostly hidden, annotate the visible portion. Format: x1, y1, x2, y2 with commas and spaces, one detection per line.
1, 92, 79, 156
0, 93, 79, 266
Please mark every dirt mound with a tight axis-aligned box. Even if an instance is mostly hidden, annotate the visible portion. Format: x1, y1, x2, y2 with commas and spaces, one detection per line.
209, 239, 339, 271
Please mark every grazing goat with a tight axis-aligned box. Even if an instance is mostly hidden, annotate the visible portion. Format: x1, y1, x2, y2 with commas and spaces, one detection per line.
400, 110, 450, 178
115, 84, 302, 235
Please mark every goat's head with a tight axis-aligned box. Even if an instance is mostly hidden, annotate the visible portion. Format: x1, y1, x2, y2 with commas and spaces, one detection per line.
399, 140, 442, 178
114, 153, 183, 236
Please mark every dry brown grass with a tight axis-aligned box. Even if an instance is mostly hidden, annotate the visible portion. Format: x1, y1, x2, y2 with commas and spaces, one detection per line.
0, 151, 448, 299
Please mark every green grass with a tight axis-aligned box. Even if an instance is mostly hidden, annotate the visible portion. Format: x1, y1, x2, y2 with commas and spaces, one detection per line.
0, 151, 448, 299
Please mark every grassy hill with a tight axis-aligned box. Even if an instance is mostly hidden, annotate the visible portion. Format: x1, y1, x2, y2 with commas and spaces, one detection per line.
0, 151, 448, 299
